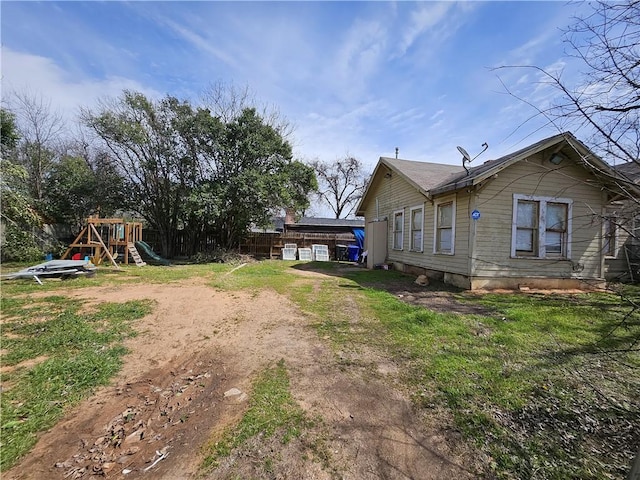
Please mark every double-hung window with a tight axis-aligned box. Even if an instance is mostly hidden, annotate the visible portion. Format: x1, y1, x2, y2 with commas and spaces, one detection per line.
633, 215, 640, 246
434, 200, 455, 254
410, 206, 424, 252
603, 214, 617, 257
393, 209, 404, 250
512, 194, 572, 258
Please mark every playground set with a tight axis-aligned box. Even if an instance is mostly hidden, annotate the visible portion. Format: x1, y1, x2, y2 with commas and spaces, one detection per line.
61, 217, 169, 268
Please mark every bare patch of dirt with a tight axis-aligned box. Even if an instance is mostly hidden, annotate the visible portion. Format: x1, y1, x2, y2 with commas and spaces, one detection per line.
292, 263, 494, 316
0, 355, 49, 375
374, 280, 493, 316
5, 273, 479, 480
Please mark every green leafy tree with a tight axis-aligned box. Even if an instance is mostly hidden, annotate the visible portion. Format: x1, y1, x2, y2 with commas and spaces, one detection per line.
84, 91, 316, 255
1, 108, 20, 151
42, 154, 129, 235
84, 91, 316, 257
83, 91, 220, 257
0, 108, 44, 261
208, 108, 315, 248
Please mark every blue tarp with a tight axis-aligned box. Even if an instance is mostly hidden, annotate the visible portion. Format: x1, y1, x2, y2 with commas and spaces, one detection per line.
352, 227, 365, 250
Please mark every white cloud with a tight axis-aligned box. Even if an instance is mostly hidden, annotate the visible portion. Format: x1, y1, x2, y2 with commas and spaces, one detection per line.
332, 19, 387, 98
430, 109, 445, 121
160, 18, 240, 70
397, 3, 453, 56
1, 47, 159, 125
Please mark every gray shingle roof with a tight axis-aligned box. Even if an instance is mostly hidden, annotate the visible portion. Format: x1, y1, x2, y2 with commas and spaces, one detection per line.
293, 217, 364, 227
429, 132, 575, 195
614, 161, 640, 184
380, 158, 464, 193
356, 132, 633, 215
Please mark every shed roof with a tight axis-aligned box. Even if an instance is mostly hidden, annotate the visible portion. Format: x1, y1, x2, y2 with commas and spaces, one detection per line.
290, 217, 364, 228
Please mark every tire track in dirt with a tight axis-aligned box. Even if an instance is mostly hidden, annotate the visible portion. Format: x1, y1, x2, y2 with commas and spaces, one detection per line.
6, 275, 477, 479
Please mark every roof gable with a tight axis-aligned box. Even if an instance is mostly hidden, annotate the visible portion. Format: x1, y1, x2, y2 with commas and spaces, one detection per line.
356, 132, 638, 216
429, 132, 588, 195
355, 157, 463, 215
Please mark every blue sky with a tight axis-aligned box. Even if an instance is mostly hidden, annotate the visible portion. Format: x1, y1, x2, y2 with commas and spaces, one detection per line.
1, 1, 589, 175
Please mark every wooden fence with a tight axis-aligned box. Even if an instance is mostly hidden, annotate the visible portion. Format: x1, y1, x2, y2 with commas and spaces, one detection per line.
142, 230, 358, 259
240, 232, 358, 259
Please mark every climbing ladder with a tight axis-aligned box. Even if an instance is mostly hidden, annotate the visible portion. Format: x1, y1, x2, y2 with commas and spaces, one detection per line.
127, 243, 147, 267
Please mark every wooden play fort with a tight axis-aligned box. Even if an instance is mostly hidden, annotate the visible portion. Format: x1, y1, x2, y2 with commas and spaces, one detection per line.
61, 217, 147, 268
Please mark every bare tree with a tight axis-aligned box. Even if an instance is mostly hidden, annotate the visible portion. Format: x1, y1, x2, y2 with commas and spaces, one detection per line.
310, 156, 368, 219
200, 80, 294, 139
8, 91, 66, 201
496, 5, 640, 473
497, 0, 639, 168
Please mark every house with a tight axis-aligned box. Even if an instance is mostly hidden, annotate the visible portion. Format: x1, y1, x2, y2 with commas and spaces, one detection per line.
605, 162, 640, 281
356, 132, 639, 290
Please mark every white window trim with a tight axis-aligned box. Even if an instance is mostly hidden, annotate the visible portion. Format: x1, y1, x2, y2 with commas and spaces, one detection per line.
603, 214, 619, 258
433, 198, 456, 255
511, 194, 573, 259
633, 215, 640, 246
410, 205, 424, 252
392, 209, 404, 251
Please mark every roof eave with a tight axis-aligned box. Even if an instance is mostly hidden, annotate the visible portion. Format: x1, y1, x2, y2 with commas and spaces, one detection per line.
428, 133, 577, 197
429, 178, 475, 196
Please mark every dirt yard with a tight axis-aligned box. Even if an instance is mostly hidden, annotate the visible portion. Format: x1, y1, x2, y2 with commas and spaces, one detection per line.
5, 271, 478, 479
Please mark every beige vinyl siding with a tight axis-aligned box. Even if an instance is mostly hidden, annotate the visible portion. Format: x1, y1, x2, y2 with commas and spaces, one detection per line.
604, 202, 638, 280
382, 173, 428, 266
361, 169, 471, 275
472, 154, 605, 279
427, 191, 470, 275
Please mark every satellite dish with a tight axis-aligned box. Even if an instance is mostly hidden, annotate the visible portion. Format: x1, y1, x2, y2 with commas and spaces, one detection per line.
457, 143, 488, 175
456, 146, 471, 163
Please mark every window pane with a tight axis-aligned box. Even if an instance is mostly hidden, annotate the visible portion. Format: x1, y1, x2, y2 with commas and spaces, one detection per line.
438, 204, 452, 227
517, 201, 537, 228
516, 229, 534, 251
412, 209, 422, 230
547, 203, 567, 231
394, 231, 402, 249
439, 229, 452, 251
545, 231, 562, 253
394, 213, 403, 231
604, 217, 615, 255
412, 231, 422, 250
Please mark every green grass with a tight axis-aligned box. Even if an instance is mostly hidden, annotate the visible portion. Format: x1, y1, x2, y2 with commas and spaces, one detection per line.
0, 296, 153, 470
2, 260, 638, 479
0, 262, 225, 296
200, 359, 310, 472
210, 260, 300, 293
275, 263, 639, 480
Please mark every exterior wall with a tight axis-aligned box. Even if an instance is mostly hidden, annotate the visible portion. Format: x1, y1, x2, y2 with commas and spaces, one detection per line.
470, 276, 604, 290
604, 201, 638, 281
362, 168, 471, 277
362, 153, 613, 288
471, 154, 606, 282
